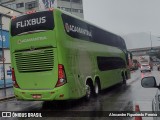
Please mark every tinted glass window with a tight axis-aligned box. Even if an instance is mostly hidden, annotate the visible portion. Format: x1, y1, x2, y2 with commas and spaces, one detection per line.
62, 13, 91, 41
11, 11, 54, 36
97, 57, 126, 71
62, 13, 127, 51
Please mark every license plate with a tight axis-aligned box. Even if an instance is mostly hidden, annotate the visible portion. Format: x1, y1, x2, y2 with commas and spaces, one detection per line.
32, 94, 42, 99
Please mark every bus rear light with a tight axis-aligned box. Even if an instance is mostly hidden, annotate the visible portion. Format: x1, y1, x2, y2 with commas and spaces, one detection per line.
26, 10, 36, 14
12, 68, 20, 88
11, 68, 16, 81
11, 16, 16, 20
55, 64, 67, 87
48, 8, 54, 11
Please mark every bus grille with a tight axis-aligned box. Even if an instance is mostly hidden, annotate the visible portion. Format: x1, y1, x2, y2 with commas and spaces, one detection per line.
15, 49, 54, 72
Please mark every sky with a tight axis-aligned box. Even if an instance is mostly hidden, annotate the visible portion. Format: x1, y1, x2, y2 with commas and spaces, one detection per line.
83, 0, 160, 36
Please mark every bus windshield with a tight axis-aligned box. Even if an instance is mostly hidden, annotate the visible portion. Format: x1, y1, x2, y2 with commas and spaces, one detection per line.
11, 11, 54, 36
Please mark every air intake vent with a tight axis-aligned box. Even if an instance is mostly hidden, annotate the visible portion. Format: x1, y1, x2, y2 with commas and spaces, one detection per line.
15, 48, 54, 72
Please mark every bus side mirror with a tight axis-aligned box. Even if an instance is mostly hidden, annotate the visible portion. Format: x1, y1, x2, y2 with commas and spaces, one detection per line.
141, 76, 158, 88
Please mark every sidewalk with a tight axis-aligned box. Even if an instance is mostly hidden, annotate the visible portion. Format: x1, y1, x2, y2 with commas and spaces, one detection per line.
0, 87, 15, 101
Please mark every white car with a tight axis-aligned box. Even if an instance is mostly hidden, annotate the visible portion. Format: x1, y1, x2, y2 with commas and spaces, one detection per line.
140, 64, 151, 72
141, 76, 160, 120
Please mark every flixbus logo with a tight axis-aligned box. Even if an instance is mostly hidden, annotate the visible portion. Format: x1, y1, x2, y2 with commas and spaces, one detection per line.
16, 16, 46, 28
17, 36, 47, 44
11, 11, 54, 36
65, 23, 92, 37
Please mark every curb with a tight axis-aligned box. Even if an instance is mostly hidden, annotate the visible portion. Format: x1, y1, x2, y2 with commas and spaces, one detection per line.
135, 104, 142, 120
0, 96, 15, 101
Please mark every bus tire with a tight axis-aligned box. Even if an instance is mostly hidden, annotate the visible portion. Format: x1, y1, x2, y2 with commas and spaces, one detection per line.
125, 71, 128, 80
85, 80, 93, 101
122, 73, 126, 85
94, 80, 101, 97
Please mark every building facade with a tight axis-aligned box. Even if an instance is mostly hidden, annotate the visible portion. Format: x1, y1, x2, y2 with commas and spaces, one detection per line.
0, 0, 84, 18
0, 5, 21, 88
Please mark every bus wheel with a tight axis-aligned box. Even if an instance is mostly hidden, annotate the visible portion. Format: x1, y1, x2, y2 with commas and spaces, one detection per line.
94, 81, 101, 97
125, 72, 128, 80
85, 83, 92, 101
122, 74, 126, 85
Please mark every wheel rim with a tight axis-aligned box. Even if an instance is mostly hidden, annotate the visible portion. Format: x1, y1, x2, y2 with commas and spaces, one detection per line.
95, 83, 99, 94
86, 84, 91, 98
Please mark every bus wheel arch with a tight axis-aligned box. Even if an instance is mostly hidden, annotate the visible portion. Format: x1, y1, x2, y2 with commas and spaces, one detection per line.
94, 76, 101, 96
85, 78, 94, 101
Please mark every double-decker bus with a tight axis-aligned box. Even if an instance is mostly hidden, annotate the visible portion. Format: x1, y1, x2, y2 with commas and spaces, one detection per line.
10, 8, 130, 101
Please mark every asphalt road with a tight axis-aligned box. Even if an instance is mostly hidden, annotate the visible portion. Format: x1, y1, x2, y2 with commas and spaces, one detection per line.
0, 67, 160, 120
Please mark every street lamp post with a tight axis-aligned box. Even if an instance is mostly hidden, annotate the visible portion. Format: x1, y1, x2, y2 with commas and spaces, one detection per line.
150, 32, 152, 49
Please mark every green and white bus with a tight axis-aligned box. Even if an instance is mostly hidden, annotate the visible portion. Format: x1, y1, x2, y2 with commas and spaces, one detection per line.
10, 8, 130, 101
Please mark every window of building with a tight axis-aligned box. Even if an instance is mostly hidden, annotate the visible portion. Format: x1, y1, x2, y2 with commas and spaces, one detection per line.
79, 9, 83, 13
72, 9, 78, 13
65, 8, 71, 12
16, 3, 24, 8
6, 3, 16, 10
60, 0, 82, 3
72, 0, 82, 3
25, 1, 38, 10
61, 0, 70, 2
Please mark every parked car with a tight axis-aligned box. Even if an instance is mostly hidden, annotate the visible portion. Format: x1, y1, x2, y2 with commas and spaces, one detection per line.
140, 64, 151, 72
141, 76, 160, 120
